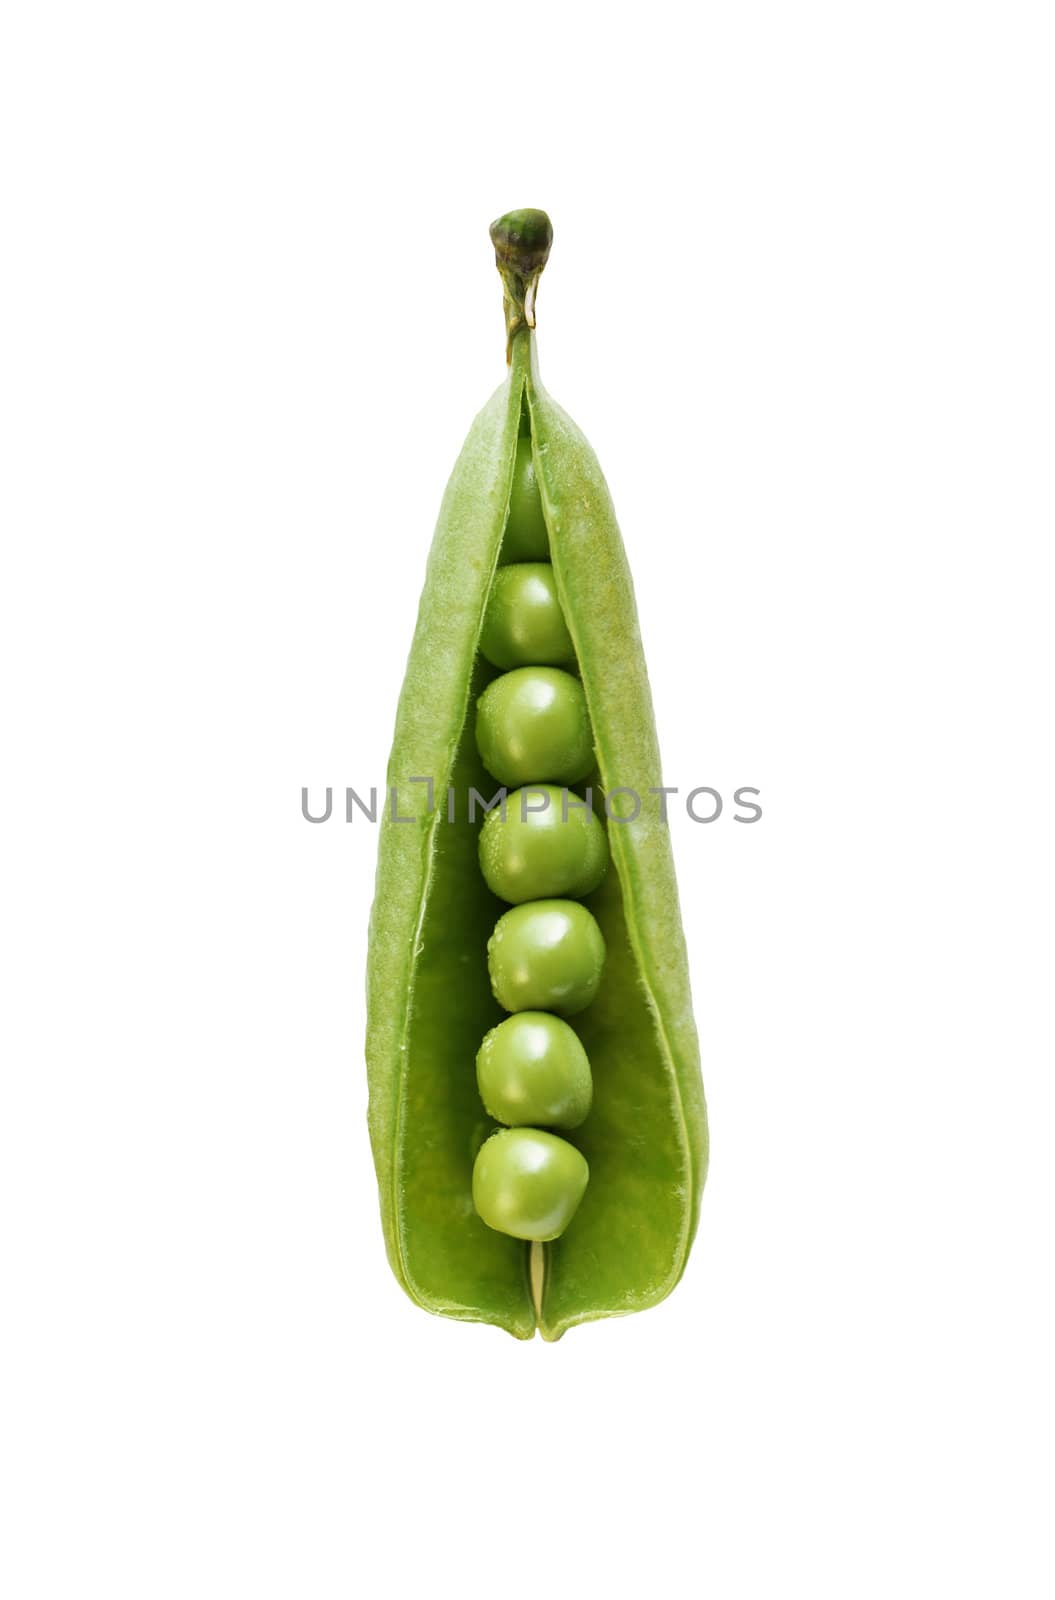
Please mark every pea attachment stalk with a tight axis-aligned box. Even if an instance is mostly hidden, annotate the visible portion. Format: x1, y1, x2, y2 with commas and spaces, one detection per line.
490, 208, 554, 361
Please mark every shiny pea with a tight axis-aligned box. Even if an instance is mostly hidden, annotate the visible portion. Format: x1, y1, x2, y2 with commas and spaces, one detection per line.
479, 563, 576, 670
500, 435, 550, 563
472, 1127, 589, 1241
479, 783, 608, 904
488, 898, 606, 1016
476, 1011, 593, 1129
476, 666, 594, 788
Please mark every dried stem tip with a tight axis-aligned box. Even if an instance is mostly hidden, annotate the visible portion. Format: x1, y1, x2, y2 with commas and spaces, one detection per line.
490, 208, 553, 361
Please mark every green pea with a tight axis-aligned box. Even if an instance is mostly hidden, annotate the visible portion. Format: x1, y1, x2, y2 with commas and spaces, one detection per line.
488, 899, 606, 1016
476, 667, 594, 788
472, 1127, 589, 1241
477, 1012, 592, 1129
479, 564, 576, 671
501, 435, 550, 563
479, 783, 607, 904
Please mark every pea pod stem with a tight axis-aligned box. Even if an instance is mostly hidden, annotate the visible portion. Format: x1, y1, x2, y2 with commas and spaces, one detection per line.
491, 208, 553, 361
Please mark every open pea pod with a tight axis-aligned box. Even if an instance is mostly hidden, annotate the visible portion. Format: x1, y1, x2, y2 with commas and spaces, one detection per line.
366, 211, 708, 1339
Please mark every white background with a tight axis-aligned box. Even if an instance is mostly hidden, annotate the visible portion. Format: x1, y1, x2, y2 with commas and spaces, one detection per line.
2, 3, 1052, 1596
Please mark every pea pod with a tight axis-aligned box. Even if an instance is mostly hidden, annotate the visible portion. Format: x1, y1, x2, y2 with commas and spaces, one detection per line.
366, 210, 708, 1339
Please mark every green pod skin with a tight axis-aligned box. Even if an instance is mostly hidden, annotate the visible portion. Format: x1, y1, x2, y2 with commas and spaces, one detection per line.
366, 211, 708, 1340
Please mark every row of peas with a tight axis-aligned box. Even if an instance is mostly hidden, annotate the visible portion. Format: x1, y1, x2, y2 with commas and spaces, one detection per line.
470, 432, 610, 1243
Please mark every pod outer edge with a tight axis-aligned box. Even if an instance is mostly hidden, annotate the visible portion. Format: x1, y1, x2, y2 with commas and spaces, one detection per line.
366, 349, 532, 1337
526, 335, 709, 1338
